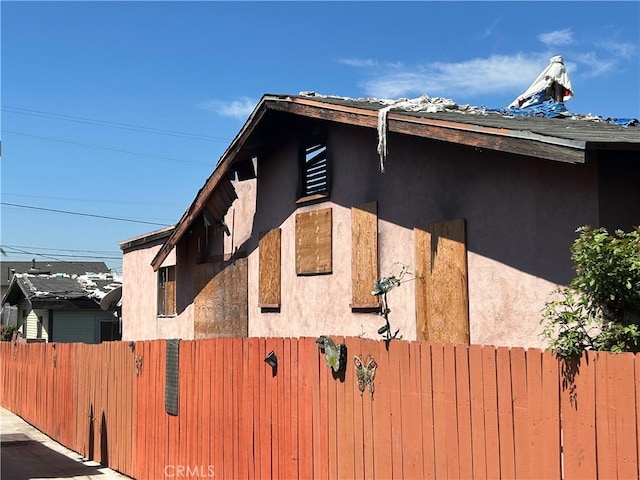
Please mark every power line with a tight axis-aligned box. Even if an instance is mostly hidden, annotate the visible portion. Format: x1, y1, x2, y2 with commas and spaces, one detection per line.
1, 192, 186, 207
1, 244, 121, 255
1, 202, 173, 227
3, 130, 214, 167
2, 105, 231, 143
1, 246, 122, 261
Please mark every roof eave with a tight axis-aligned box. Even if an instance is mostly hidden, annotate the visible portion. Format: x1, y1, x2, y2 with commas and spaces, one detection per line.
151, 94, 288, 271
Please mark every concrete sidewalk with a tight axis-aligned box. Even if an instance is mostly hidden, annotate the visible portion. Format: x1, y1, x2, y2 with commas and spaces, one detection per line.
1, 406, 133, 480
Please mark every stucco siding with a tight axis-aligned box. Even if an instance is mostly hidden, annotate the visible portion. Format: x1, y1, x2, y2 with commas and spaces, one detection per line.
246, 123, 600, 348
121, 238, 192, 340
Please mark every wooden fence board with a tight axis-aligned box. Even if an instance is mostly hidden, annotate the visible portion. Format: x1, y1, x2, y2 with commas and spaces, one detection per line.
400, 341, 424, 479
297, 337, 315, 480
542, 350, 561, 479
260, 338, 272, 479
248, 338, 264, 480
359, 337, 376, 480
288, 338, 300, 479
610, 352, 638, 479
496, 347, 516, 478
455, 344, 474, 480
637, 354, 640, 480
214, 338, 226, 478
595, 351, 616, 479
278, 338, 289, 480
511, 347, 530, 479
561, 352, 597, 479
430, 343, 448, 478
388, 340, 405, 479
336, 336, 355, 480
419, 342, 436, 479
443, 343, 461, 478
371, 341, 393, 480
238, 338, 249, 480
468, 344, 487, 480
481, 346, 501, 479
327, 336, 339, 480
524, 349, 543, 480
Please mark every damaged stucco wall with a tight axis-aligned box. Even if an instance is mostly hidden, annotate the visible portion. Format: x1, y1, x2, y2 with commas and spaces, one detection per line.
244, 122, 599, 348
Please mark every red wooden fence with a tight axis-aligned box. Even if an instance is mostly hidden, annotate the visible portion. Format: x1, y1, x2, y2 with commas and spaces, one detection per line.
1, 337, 638, 479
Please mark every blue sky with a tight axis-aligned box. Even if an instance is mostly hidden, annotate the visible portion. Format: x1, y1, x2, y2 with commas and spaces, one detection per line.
1, 1, 638, 274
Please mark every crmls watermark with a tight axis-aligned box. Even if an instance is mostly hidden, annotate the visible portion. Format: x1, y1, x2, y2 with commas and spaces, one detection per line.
164, 465, 215, 478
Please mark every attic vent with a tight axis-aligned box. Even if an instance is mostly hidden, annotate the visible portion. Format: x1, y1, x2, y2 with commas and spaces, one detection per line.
300, 136, 329, 199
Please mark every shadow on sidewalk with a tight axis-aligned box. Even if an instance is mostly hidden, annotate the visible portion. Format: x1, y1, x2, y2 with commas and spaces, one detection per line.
1, 437, 105, 480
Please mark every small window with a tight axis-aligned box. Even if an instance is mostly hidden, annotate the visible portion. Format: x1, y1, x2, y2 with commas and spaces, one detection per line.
158, 266, 176, 316
299, 134, 329, 200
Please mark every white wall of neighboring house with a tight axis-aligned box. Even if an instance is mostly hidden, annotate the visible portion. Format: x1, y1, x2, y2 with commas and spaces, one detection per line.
16, 299, 49, 341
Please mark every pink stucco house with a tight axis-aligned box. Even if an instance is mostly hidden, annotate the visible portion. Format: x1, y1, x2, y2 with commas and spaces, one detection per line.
119, 93, 640, 348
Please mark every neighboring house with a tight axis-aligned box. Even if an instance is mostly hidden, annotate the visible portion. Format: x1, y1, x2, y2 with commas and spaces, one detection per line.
1, 271, 122, 343
121, 93, 640, 348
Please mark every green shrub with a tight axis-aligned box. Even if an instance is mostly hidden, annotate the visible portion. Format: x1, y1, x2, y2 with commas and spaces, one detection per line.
541, 226, 640, 358
0, 325, 17, 342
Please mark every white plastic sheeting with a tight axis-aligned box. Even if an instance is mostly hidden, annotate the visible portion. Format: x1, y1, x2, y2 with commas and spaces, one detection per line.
508, 55, 574, 109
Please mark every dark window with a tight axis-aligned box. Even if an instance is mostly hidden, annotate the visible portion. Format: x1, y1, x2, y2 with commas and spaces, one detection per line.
158, 266, 176, 316
299, 135, 329, 199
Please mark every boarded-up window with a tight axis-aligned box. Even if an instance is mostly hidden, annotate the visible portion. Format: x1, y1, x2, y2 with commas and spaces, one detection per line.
158, 266, 176, 316
194, 259, 248, 338
414, 218, 469, 344
296, 208, 332, 275
259, 228, 281, 308
351, 202, 379, 308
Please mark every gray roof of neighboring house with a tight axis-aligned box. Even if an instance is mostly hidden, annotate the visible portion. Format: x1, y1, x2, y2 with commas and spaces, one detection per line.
1, 261, 110, 289
2, 272, 122, 308
119, 225, 175, 252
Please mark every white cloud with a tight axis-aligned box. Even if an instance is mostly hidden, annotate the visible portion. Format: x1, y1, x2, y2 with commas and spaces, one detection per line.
538, 29, 574, 46
573, 52, 617, 79
338, 58, 378, 68
200, 97, 257, 119
360, 54, 549, 99
596, 40, 637, 60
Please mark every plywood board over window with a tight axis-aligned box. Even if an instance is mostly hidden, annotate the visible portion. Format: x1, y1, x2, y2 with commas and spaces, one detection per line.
259, 228, 281, 308
194, 258, 248, 338
414, 218, 469, 344
351, 202, 379, 308
296, 208, 332, 275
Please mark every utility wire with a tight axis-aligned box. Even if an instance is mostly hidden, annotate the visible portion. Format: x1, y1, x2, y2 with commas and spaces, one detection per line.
2, 192, 186, 207
2, 105, 231, 143
1, 202, 173, 227
1, 244, 121, 255
1, 246, 121, 260
3, 130, 214, 167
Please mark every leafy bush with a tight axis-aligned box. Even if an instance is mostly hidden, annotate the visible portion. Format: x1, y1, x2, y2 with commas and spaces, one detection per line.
0, 325, 17, 342
541, 226, 640, 358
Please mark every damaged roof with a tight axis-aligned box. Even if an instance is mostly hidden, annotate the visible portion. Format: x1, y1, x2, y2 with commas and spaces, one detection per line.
2, 272, 122, 309
151, 92, 640, 270
1, 261, 110, 289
